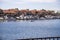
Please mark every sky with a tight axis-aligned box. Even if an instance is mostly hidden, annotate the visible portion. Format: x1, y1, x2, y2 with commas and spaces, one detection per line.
0, 0, 60, 11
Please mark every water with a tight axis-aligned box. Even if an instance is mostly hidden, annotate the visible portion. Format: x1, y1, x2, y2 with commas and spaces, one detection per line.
0, 19, 60, 40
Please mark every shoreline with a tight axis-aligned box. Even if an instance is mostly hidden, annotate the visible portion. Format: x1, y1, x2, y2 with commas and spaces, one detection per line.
0, 18, 60, 22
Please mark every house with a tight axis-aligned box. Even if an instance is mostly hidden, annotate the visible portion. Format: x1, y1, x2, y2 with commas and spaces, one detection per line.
45, 15, 54, 19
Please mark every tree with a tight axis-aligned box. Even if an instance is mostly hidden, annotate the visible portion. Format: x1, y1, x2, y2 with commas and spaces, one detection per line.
0, 9, 4, 17
0, 9, 3, 14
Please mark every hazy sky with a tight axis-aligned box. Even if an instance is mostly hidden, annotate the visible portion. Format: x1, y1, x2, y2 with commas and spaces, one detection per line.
0, 0, 60, 10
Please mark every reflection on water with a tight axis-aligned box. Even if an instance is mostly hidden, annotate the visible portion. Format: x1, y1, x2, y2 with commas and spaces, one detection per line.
0, 19, 60, 40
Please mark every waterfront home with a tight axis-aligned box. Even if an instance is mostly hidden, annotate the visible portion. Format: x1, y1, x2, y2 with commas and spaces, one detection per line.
16, 16, 20, 20
29, 15, 35, 19
40, 17, 45, 20
45, 15, 54, 19
24, 15, 34, 20
33, 15, 40, 20
24, 16, 29, 20
19, 14, 25, 20
4, 15, 8, 20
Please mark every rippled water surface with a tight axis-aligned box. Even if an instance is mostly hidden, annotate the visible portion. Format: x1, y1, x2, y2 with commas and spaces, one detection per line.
0, 19, 60, 40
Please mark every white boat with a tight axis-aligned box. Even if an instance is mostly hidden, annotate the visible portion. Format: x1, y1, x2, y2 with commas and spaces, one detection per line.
0, 17, 4, 20
4, 16, 8, 20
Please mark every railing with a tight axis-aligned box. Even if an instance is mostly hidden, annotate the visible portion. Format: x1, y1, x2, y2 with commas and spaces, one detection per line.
17, 37, 60, 40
